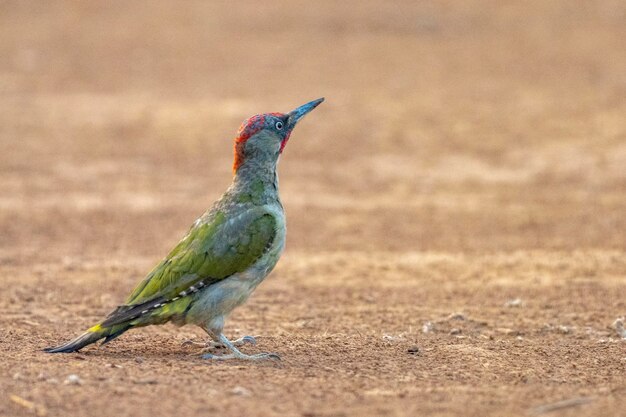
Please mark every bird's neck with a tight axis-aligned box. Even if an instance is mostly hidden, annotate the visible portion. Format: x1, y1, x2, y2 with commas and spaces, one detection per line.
230, 159, 280, 205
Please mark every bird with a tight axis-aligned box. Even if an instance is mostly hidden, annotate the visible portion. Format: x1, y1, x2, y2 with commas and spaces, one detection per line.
45, 98, 324, 360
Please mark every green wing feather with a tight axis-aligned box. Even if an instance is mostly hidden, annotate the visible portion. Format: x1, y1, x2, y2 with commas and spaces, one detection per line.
101, 208, 277, 327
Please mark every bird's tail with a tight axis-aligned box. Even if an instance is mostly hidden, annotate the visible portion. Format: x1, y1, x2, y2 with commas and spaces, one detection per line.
44, 323, 130, 353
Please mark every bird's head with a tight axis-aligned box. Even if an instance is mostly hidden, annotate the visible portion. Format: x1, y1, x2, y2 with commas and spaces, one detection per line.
233, 98, 324, 174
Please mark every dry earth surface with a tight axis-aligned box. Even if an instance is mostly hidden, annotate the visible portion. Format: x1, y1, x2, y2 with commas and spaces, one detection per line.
1, 1, 625, 416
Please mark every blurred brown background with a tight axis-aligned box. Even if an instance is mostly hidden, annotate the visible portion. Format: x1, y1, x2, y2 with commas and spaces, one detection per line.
1, 1, 625, 416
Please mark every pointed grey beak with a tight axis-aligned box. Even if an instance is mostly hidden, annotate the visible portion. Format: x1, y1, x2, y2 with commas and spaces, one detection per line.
288, 98, 324, 127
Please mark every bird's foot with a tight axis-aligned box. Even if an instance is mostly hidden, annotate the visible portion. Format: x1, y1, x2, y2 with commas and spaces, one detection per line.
200, 333, 279, 361
182, 335, 257, 349
202, 351, 280, 361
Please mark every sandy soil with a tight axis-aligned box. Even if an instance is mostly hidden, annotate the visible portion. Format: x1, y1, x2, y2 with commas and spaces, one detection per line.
1, 1, 625, 416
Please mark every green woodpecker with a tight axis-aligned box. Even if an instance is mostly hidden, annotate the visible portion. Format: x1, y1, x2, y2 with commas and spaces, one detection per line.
45, 98, 324, 360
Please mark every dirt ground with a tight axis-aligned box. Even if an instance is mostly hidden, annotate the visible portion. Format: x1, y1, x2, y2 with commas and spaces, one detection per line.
1, 1, 625, 416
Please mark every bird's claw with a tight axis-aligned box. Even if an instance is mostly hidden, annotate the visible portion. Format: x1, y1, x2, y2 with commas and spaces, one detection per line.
181, 339, 206, 348
240, 335, 257, 346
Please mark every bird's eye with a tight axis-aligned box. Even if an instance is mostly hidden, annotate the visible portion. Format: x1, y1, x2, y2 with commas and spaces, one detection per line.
275, 121, 284, 130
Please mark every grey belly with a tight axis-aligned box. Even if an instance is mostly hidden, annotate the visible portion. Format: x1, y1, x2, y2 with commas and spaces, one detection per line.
184, 254, 282, 329
184, 272, 259, 326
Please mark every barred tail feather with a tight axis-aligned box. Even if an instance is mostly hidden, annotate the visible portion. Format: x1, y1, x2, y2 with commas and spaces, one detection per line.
44, 323, 129, 353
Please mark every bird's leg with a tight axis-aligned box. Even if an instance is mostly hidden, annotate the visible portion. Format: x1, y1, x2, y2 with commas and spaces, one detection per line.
201, 333, 280, 361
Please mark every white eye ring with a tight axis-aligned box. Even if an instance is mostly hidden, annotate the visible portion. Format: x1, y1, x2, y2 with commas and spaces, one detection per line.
275, 121, 284, 130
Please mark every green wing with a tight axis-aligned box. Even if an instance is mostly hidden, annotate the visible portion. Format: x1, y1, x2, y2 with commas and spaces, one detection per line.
101, 208, 277, 327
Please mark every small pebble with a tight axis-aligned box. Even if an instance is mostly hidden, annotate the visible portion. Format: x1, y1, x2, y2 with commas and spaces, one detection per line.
422, 322, 434, 333
383, 334, 405, 342
448, 312, 466, 321
407, 346, 420, 355
613, 317, 626, 339
504, 298, 523, 307
558, 325, 571, 334
133, 378, 158, 385
64, 374, 82, 385
496, 328, 517, 336
450, 328, 462, 335
231, 386, 251, 396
